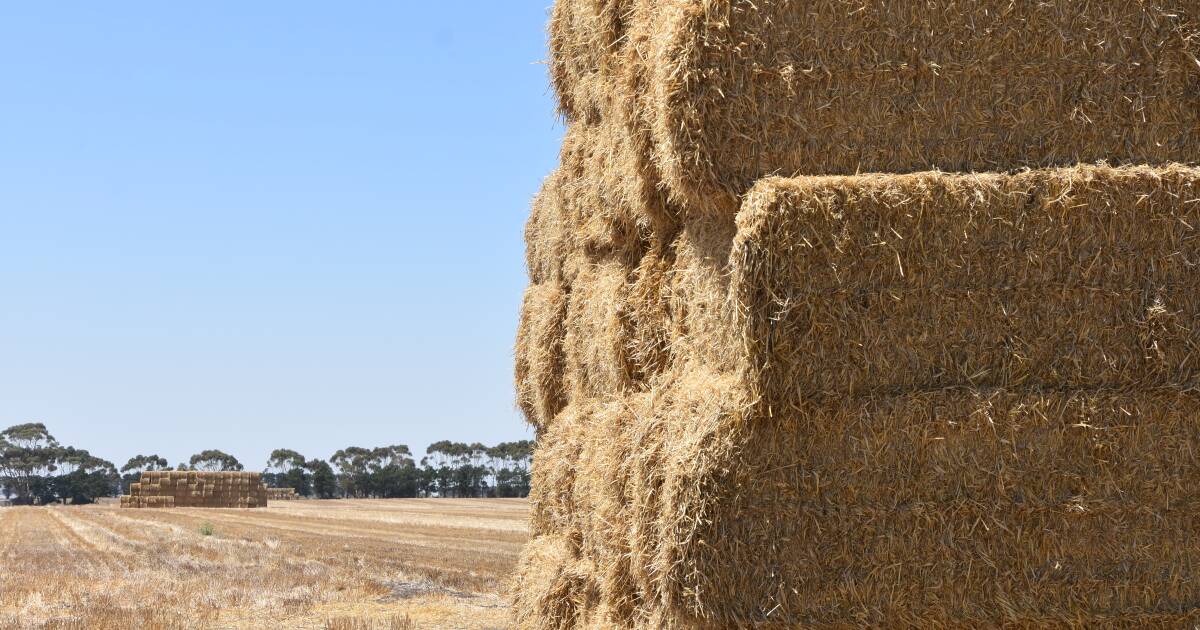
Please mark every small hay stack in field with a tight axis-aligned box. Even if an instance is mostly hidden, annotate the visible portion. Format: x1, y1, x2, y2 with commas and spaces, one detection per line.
266, 486, 298, 501
514, 1, 1200, 625
120, 471, 268, 509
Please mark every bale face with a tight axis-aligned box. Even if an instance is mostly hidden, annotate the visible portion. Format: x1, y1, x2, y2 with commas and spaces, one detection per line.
526, 172, 579, 287
556, 118, 671, 261
661, 388, 1200, 626
563, 262, 638, 400
550, 0, 1200, 214
516, 283, 570, 429
516, 120, 681, 431
735, 165, 1200, 409
548, 0, 632, 121
520, 370, 750, 629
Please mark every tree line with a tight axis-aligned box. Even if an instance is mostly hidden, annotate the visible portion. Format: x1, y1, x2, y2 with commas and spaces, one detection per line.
0, 422, 533, 505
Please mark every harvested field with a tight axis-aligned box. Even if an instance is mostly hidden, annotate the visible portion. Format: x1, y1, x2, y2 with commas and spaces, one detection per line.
0, 499, 528, 630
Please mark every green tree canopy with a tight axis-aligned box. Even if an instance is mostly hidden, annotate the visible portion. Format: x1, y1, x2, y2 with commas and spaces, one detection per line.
121, 455, 169, 473
0, 424, 118, 504
0, 423, 60, 501
189, 450, 243, 472
306, 458, 338, 499
266, 449, 307, 473
1, 422, 58, 450
368, 445, 413, 471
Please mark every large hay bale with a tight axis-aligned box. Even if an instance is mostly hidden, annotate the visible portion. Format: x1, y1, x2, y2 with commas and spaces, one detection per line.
514, 164, 1200, 627
551, 0, 1200, 214
736, 165, 1200, 406
525, 384, 1200, 627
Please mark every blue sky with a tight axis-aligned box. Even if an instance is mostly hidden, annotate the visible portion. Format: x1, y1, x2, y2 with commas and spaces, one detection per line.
0, 3, 562, 469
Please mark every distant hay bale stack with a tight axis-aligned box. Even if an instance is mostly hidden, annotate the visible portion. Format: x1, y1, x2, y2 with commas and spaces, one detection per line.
265, 487, 298, 501
120, 471, 267, 508
549, 0, 1200, 215
514, 164, 1200, 627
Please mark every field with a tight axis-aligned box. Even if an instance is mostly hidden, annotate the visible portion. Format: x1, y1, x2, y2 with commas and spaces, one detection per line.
0, 499, 528, 630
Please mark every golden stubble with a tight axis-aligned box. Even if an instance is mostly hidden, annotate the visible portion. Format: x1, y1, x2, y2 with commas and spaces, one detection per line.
0, 499, 528, 630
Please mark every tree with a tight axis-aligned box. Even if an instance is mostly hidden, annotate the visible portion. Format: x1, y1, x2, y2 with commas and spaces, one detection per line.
54, 448, 117, 504
266, 449, 311, 497
1, 423, 57, 450
189, 450, 243, 472
369, 445, 413, 470
422, 441, 458, 496
0, 423, 60, 504
331, 445, 419, 498
266, 449, 306, 472
490, 440, 534, 498
306, 459, 338, 499
331, 447, 373, 497
0, 424, 121, 504
364, 445, 417, 498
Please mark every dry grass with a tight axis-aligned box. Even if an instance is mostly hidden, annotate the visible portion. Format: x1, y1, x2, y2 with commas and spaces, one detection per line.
0, 499, 528, 630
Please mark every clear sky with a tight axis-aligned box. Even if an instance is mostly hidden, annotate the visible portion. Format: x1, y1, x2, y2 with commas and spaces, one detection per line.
0, 3, 562, 469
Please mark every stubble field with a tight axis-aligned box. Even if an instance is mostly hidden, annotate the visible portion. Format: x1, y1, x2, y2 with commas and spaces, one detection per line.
0, 499, 528, 630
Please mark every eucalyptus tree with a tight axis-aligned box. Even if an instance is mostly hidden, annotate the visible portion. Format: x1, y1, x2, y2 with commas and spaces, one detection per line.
189, 449, 243, 472
0, 423, 60, 503
266, 448, 311, 496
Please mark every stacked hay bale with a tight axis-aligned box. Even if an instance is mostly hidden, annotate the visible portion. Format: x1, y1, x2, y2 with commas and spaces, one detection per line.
121, 471, 268, 509
515, 1, 1200, 627
266, 487, 298, 501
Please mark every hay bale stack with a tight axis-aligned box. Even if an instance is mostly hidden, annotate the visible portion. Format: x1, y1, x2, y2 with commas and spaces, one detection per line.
120, 471, 267, 509
516, 165, 1200, 623
520, 1, 1200, 626
549, 0, 1200, 215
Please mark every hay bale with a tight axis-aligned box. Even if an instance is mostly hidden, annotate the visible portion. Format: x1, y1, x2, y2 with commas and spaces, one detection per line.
526, 385, 1200, 627
515, 164, 1200, 627
551, 0, 1200, 214
519, 369, 751, 628
735, 165, 1200, 408
563, 262, 638, 400
556, 120, 670, 262
546, 0, 628, 121
516, 283, 570, 429
525, 172, 579, 287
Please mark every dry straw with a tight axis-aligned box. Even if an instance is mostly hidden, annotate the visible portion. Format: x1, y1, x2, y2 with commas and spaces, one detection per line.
519, 1, 1200, 626
515, 161, 1200, 627
550, 0, 1200, 215
736, 166, 1200, 408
